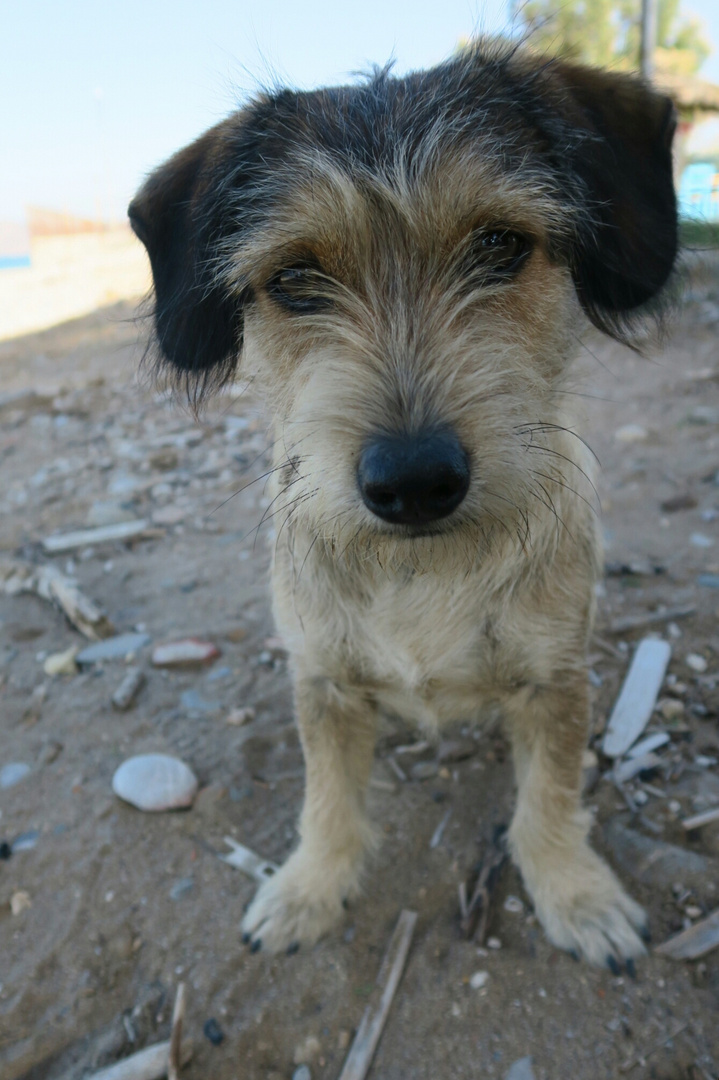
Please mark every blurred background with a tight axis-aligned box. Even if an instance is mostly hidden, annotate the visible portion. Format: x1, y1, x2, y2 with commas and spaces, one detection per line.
1, 0, 718, 339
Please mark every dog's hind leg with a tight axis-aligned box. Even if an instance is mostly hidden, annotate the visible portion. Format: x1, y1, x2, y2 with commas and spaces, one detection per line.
503, 676, 648, 968
241, 674, 378, 953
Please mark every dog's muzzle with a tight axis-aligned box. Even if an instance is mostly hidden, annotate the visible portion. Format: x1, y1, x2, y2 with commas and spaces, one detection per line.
357, 429, 470, 526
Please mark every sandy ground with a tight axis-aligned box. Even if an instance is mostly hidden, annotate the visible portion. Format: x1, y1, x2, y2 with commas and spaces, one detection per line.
0, 257, 719, 1080
0, 231, 150, 342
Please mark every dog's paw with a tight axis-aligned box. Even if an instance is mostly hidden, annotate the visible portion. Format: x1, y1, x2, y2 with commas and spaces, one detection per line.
240, 852, 348, 954
528, 850, 648, 969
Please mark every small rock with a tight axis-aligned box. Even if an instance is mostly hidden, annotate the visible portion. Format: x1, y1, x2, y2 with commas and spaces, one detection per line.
614, 424, 647, 443
152, 639, 221, 667
226, 707, 255, 726
504, 895, 524, 914
10, 890, 31, 915
0, 762, 31, 789
293, 1068, 312, 1080
77, 633, 151, 664
686, 653, 708, 673
293, 1035, 321, 1065
658, 697, 685, 720
487, 936, 502, 950
469, 970, 489, 989
506, 1058, 536, 1080
690, 533, 714, 548
203, 1018, 225, 1046
438, 738, 477, 763
12, 830, 39, 852
112, 754, 198, 812
685, 905, 703, 919
149, 447, 179, 470
170, 877, 194, 901
43, 647, 79, 676
605, 818, 712, 888
411, 761, 439, 781
111, 666, 146, 710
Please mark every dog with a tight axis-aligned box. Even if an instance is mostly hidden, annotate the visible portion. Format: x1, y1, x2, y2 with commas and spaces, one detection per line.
129, 39, 677, 968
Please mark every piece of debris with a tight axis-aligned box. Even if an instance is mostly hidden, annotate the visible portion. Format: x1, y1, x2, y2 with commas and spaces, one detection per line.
226, 706, 255, 726
202, 1018, 224, 1046
10, 890, 31, 915
167, 983, 186, 1080
0, 762, 31, 789
605, 819, 712, 888
658, 697, 685, 720
410, 761, 438, 781
608, 605, 695, 635
613, 753, 663, 784
220, 837, 278, 882
504, 896, 524, 914
438, 738, 477, 763
690, 533, 714, 548
469, 970, 489, 990
627, 732, 670, 757
12, 830, 39, 852
459, 828, 508, 943
151, 639, 221, 668
293, 1035, 321, 1065
112, 754, 198, 812
685, 653, 708, 674
1, 558, 115, 640
43, 646, 79, 676
429, 808, 452, 849
602, 638, 671, 758
293, 1068, 312, 1080
77, 633, 151, 664
505, 1058, 536, 1080
660, 493, 698, 513
112, 667, 146, 710
42, 519, 157, 553
682, 807, 719, 831
338, 909, 417, 1080
86, 1038, 193, 1080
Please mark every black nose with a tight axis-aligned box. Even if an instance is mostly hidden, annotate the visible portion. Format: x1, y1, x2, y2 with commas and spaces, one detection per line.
358, 430, 470, 526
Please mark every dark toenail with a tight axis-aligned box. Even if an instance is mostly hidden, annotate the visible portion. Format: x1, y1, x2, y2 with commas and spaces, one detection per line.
625, 958, 637, 980
569, 949, 580, 963
251, 938, 262, 953
241, 932, 251, 945
607, 954, 621, 976
287, 941, 300, 955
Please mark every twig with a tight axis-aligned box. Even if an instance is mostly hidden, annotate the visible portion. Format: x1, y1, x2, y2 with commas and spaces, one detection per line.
609, 605, 696, 635
338, 909, 417, 1080
42, 520, 159, 553
86, 1038, 193, 1080
682, 807, 719, 831
656, 908, 719, 960
0, 558, 114, 640
619, 1022, 688, 1073
167, 982, 186, 1080
459, 827, 508, 943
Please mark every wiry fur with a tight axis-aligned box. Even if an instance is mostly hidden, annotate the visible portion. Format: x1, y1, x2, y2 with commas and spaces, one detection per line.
129, 38, 678, 965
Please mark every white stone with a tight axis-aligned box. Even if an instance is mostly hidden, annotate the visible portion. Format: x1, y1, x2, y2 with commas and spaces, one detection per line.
0, 762, 31, 789
470, 970, 489, 989
112, 754, 198, 812
686, 653, 708, 673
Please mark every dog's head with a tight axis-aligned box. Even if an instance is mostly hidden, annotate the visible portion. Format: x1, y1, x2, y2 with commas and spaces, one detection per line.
130, 42, 676, 557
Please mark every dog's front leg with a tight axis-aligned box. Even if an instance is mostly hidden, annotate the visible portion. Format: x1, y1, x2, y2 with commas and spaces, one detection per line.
504, 676, 648, 968
241, 674, 377, 953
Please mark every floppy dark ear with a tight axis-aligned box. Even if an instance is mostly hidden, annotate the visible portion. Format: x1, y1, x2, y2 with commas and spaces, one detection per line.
553, 63, 678, 332
128, 122, 246, 393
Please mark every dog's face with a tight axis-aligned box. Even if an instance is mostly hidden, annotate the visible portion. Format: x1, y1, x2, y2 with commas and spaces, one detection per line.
130, 42, 677, 557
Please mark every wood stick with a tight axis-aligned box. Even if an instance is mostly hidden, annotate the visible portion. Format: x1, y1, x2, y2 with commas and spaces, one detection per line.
459, 828, 508, 942
84, 1038, 192, 1080
167, 982, 186, 1080
0, 558, 114, 639
338, 909, 417, 1080
655, 908, 719, 960
609, 605, 696, 635
682, 807, 719, 831
42, 520, 157, 553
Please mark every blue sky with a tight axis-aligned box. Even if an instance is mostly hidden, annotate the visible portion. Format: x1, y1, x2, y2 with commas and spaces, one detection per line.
2, 0, 718, 226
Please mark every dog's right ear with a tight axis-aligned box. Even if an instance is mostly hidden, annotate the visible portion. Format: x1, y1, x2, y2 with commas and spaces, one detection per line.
128, 122, 247, 393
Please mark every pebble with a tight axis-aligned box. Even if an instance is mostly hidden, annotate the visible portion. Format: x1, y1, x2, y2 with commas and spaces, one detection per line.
10, 890, 31, 915
503, 895, 524, 914
112, 754, 198, 812
151, 639, 221, 667
410, 761, 439, 781
111, 666, 146, 710
293, 1034, 321, 1065
486, 936, 502, 950
658, 697, 685, 720
614, 424, 647, 443
469, 970, 489, 989
686, 653, 708, 673
226, 707, 255, 726
43, 646, 79, 676
438, 738, 477, 763
292, 1068, 311, 1080
0, 762, 31, 789
203, 1018, 225, 1046
606, 818, 712, 888
690, 533, 714, 548
505, 1058, 536, 1080
685, 905, 703, 919
76, 633, 151, 664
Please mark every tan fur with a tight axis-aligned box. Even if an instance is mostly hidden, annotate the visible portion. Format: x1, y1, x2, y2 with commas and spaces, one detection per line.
238, 155, 647, 964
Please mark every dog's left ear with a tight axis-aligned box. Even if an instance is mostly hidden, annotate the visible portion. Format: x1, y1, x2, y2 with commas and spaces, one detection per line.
129, 121, 248, 392
551, 63, 677, 332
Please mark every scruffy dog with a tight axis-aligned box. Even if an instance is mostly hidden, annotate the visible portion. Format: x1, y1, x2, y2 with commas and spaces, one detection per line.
129, 41, 677, 968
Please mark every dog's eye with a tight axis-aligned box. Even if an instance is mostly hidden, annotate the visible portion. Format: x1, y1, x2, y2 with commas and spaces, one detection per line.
267, 263, 330, 314
466, 229, 531, 281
